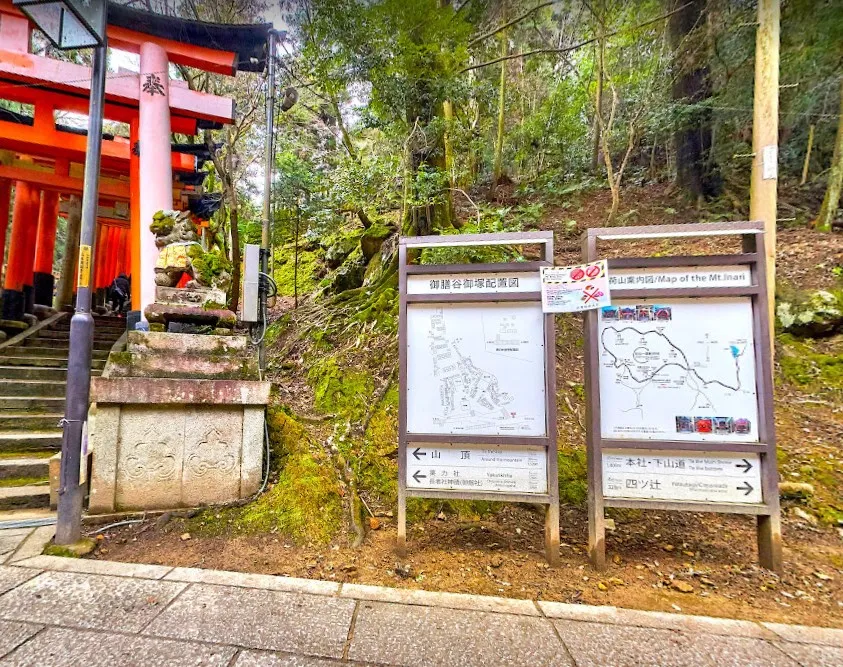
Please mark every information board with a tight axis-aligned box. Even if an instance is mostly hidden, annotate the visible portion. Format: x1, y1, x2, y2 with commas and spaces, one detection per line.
602, 450, 762, 504
406, 444, 547, 494
406, 302, 546, 437
598, 297, 759, 442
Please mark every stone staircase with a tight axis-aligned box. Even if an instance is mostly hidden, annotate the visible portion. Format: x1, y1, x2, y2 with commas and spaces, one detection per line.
0, 314, 125, 509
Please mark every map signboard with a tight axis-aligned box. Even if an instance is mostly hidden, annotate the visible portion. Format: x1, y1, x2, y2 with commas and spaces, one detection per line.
398, 231, 560, 564
598, 297, 759, 442
406, 302, 546, 437
582, 222, 781, 573
602, 450, 762, 504
406, 444, 547, 494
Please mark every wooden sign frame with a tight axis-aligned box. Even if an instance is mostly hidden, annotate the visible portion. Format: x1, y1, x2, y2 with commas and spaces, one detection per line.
397, 231, 560, 564
583, 222, 782, 572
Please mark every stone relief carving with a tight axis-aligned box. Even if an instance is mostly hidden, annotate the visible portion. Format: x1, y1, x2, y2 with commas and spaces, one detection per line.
186, 427, 237, 477
124, 426, 178, 482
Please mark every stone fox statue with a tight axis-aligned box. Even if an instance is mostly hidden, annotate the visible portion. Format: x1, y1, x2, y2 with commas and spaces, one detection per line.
150, 210, 232, 291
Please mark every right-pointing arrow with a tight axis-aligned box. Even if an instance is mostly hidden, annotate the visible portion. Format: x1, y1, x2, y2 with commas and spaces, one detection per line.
735, 458, 753, 473
737, 481, 753, 496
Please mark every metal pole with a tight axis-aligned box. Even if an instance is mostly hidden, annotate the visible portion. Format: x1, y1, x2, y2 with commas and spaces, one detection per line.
258, 30, 277, 374
55, 44, 107, 545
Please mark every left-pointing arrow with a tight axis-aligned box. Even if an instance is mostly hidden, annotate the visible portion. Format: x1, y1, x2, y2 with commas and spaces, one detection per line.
412, 470, 427, 483
737, 481, 753, 496
412, 447, 426, 461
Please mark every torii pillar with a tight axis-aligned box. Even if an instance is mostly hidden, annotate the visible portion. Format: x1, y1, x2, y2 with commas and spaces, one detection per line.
0, 180, 11, 282
138, 42, 173, 317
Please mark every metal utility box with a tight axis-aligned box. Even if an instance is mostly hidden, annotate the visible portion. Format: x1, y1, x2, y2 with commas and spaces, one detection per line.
241, 243, 260, 323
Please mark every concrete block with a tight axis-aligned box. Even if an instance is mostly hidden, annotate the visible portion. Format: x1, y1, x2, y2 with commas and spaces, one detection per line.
341, 583, 539, 616
181, 407, 242, 506
241, 407, 265, 496
553, 620, 798, 667
163, 567, 339, 596
2, 626, 236, 667
762, 623, 843, 647
143, 583, 355, 658
88, 405, 121, 514
14, 555, 172, 580
348, 601, 570, 667
0, 570, 186, 632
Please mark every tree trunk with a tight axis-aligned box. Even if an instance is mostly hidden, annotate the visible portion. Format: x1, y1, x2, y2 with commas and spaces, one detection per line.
669, 0, 716, 202
591, 39, 604, 173
814, 79, 843, 232
491, 32, 507, 196
801, 123, 815, 186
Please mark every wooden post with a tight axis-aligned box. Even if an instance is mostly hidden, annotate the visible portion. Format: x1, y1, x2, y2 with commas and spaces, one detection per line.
54, 195, 82, 309
749, 0, 780, 348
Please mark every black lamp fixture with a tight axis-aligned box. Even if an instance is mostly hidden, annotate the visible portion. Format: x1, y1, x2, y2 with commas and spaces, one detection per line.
13, 0, 106, 49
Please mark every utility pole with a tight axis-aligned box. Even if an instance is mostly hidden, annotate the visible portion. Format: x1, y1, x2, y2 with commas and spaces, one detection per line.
749, 0, 780, 345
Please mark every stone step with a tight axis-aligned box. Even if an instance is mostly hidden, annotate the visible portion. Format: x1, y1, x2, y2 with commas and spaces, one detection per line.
1, 381, 67, 398
0, 414, 63, 431
11, 346, 110, 359
0, 431, 62, 453
0, 356, 106, 371
21, 339, 112, 352
36, 331, 120, 344
0, 457, 50, 480
0, 366, 67, 382
0, 397, 65, 412
0, 484, 51, 510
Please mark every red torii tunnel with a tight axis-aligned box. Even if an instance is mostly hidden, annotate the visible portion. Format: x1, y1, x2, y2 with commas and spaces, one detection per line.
0, 1, 270, 322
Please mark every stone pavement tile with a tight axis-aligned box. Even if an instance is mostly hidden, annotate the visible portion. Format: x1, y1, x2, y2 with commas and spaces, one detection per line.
0, 567, 39, 596
553, 620, 799, 667
7, 527, 53, 564
144, 583, 355, 659
761, 622, 843, 647
0, 621, 41, 660
164, 567, 339, 596
774, 640, 843, 667
0, 532, 33, 563
13, 555, 173, 580
0, 626, 236, 667
348, 601, 572, 667
0, 571, 186, 633
538, 602, 774, 640
341, 584, 539, 616
234, 649, 367, 666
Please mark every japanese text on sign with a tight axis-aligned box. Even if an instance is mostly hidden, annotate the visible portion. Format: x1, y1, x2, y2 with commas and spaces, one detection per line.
406, 272, 540, 295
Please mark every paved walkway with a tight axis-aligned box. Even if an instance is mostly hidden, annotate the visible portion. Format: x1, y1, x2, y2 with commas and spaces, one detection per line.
0, 526, 839, 665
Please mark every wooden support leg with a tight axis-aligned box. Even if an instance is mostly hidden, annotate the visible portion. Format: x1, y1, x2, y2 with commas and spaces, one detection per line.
757, 513, 783, 573
396, 493, 407, 557
545, 501, 560, 567
588, 489, 606, 570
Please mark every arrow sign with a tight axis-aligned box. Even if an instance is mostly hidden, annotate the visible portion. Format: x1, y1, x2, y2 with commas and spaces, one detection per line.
412, 470, 426, 483
735, 458, 753, 473
737, 481, 754, 496
412, 447, 426, 461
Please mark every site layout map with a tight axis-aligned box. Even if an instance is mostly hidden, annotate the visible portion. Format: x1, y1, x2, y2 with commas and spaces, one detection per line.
598, 298, 759, 442
406, 302, 546, 437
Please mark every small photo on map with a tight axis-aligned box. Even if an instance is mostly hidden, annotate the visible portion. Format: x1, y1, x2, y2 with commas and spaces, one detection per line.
653, 306, 672, 321
675, 416, 693, 433
733, 418, 752, 434
713, 417, 733, 434
694, 417, 714, 434
620, 307, 636, 320
636, 305, 654, 321
601, 306, 620, 321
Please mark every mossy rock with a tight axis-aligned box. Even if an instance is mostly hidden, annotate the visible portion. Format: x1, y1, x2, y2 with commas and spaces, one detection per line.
776, 289, 843, 337
360, 223, 394, 260
324, 246, 367, 294
323, 229, 364, 268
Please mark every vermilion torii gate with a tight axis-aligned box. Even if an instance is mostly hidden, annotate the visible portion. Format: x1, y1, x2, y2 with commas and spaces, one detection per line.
0, 1, 270, 321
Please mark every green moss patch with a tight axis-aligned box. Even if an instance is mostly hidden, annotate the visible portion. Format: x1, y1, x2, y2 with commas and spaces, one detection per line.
273, 246, 322, 297
778, 334, 843, 398
0, 476, 48, 488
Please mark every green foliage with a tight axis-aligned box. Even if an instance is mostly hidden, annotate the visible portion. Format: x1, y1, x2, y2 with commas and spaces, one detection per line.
273, 245, 322, 297
307, 357, 374, 420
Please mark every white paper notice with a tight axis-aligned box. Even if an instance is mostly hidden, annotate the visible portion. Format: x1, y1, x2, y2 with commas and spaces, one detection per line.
541, 260, 611, 313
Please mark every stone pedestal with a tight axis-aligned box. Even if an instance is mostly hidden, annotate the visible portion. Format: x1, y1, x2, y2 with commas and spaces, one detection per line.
143, 286, 236, 333
88, 332, 270, 513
